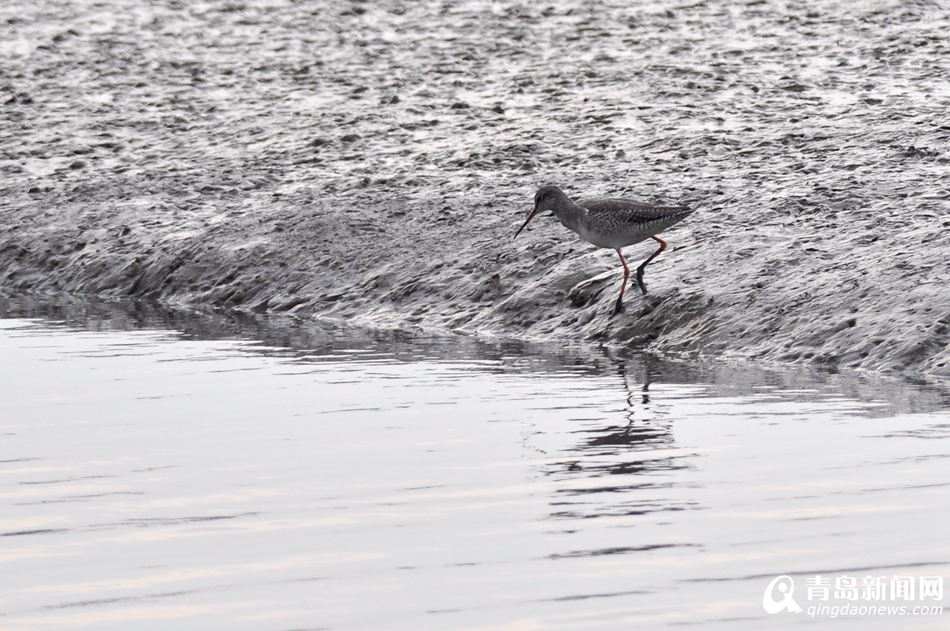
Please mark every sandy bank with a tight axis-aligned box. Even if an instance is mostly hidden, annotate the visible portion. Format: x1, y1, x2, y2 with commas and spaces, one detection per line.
1, 0, 948, 377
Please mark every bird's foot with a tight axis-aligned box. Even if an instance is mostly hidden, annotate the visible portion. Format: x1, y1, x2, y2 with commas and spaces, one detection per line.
611, 298, 625, 317
636, 271, 648, 295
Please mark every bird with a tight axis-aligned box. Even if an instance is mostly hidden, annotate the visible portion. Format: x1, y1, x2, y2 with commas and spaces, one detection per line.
515, 185, 694, 315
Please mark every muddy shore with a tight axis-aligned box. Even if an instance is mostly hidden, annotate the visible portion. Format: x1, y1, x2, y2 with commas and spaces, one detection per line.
2, 0, 948, 377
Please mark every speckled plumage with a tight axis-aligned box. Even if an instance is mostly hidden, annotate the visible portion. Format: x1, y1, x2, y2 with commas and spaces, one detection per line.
515, 185, 695, 314
575, 197, 693, 249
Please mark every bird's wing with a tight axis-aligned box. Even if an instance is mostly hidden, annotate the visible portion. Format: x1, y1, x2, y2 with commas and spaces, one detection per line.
578, 197, 692, 224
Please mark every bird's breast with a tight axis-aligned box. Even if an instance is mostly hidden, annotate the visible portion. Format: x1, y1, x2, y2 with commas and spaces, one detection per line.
575, 223, 651, 249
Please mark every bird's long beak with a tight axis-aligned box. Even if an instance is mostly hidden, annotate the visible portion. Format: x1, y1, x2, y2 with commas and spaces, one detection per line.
514, 206, 539, 238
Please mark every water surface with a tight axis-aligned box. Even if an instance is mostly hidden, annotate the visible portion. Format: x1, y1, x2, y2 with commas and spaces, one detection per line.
1, 299, 948, 630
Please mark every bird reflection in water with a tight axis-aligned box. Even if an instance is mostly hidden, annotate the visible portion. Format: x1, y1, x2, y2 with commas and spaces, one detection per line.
545, 353, 697, 524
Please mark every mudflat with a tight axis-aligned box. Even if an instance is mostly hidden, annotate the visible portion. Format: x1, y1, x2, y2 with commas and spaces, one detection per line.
1, 0, 948, 377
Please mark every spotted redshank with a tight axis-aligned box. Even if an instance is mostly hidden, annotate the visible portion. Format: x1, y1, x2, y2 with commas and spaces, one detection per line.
515, 185, 694, 315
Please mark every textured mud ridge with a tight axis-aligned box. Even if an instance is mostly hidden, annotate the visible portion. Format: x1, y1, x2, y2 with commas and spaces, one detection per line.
1, 0, 948, 377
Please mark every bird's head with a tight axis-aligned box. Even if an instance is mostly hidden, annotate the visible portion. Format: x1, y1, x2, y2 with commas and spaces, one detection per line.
515, 185, 567, 238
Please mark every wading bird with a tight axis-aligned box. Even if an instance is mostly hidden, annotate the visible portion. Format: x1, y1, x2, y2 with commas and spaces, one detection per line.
515, 185, 694, 315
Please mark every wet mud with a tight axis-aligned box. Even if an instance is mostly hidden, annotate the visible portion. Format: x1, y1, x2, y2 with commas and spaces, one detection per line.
1, 0, 948, 377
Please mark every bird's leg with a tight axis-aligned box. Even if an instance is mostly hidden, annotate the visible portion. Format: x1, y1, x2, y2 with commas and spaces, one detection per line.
613, 249, 629, 316
635, 236, 667, 295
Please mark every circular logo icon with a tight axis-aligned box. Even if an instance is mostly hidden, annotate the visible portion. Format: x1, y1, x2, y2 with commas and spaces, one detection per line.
763, 575, 802, 614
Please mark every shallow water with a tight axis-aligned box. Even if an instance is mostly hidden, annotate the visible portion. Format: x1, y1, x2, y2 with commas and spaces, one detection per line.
1, 300, 948, 630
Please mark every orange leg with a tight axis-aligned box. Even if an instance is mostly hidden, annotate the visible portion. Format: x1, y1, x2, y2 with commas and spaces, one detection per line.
613, 249, 629, 315
636, 236, 667, 295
